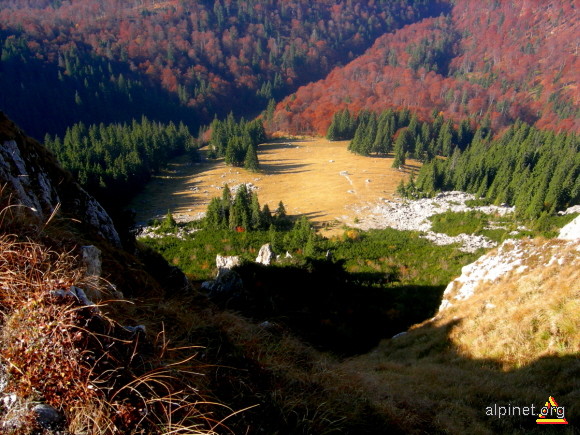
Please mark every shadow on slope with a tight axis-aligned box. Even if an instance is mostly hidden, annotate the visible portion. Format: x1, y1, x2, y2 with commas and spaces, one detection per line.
0, 33, 199, 140
344, 318, 579, 434
209, 259, 446, 355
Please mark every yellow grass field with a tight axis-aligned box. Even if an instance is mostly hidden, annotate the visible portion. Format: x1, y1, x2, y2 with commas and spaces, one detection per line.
129, 137, 419, 232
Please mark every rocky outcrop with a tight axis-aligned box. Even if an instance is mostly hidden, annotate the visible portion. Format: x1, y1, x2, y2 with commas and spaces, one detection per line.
202, 255, 243, 297
438, 236, 580, 312
216, 255, 241, 278
256, 243, 275, 265
0, 112, 120, 246
352, 191, 514, 252
558, 215, 580, 240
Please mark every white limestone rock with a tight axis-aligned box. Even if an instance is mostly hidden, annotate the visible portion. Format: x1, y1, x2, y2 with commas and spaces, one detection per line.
558, 215, 580, 240
256, 243, 275, 265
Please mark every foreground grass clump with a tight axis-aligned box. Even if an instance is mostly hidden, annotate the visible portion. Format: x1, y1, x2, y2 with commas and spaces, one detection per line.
0, 225, 220, 433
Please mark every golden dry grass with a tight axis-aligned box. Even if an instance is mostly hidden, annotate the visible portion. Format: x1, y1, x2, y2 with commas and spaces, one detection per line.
437, 238, 580, 368
340, 237, 580, 434
130, 138, 418, 234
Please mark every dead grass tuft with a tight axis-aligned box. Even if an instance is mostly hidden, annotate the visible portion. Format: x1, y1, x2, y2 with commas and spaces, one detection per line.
0, 208, 221, 433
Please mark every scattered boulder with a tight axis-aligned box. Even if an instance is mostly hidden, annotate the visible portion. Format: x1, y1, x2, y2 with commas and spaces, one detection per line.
558, 205, 580, 215
256, 243, 275, 265
216, 255, 241, 278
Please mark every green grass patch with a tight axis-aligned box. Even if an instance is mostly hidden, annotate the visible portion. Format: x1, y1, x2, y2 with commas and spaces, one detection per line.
141, 224, 480, 288
429, 210, 490, 236
532, 212, 579, 238
429, 210, 578, 242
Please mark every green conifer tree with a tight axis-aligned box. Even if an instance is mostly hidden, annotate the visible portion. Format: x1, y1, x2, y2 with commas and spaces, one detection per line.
244, 144, 260, 172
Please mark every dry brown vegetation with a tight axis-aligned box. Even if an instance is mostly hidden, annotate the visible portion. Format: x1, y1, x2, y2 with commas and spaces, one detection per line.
130, 138, 419, 234
0, 189, 224, 434
341, 237, 580, 434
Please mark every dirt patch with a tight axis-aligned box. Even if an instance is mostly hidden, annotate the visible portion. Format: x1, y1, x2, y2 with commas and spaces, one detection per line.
129, 138, 419, 234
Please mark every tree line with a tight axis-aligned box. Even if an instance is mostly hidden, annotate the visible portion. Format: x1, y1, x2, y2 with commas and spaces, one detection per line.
408, 121, 579, 219
45, 117, 196, 207
329, 107, 474, 167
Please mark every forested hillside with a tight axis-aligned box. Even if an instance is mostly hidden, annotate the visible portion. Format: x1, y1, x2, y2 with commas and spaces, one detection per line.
274, 0, 579, 135
44, 117, 196, 207
413, 121, 580, 219
0, 0, 448, 139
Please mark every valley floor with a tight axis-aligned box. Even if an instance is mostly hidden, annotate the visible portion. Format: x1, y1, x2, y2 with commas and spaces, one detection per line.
130, 137, 419, 235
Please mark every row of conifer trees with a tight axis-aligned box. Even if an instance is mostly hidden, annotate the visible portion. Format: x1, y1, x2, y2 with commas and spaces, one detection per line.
45, 116, 196, 206
328, 107, 475, 167
414, 121, 580, 218
330, 107, 579, 218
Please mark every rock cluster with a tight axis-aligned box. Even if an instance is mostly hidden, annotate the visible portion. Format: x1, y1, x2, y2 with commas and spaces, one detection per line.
438, 236, 580, 312
352, 191, 514, 252
438, 239, 526, 311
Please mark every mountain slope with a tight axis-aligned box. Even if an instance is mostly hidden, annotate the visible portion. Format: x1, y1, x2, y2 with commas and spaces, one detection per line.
274, 0, 579, 135
343, 232, 579, 433
0, 111, 120, 245
1, 112, 578, 433
0, 0, 450, 138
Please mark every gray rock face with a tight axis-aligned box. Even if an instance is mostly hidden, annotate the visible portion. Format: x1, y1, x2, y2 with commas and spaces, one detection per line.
203, 255, 243, 297
82, 245, 102, 277
352, 191, 514, 253
216, 255, 241, 278
255, 243, 275, 265
0, 113, 120, 246
81, 245, 103, 300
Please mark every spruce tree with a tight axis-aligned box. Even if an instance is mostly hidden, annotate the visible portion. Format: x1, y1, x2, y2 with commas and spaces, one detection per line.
275, 200, 286, 219
159, 209, 177, 232
206, 197, 225, 229
230, 184, 251, 230
261, 204, 272, 228
326, 112, 340, 141
244, 144, 260, 171
250, 191, 262, 230
304, 230, 317, 257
